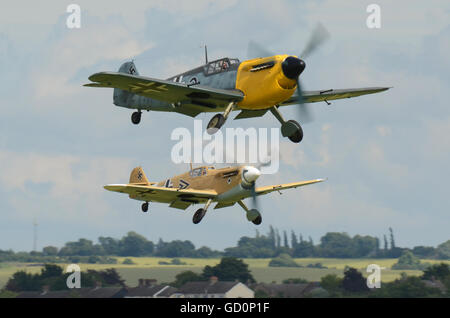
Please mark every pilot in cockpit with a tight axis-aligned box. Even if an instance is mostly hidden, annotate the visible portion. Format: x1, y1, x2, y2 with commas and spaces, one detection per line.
222, 60, 229, 70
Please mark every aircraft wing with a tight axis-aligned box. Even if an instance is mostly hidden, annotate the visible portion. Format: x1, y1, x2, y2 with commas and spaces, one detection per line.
104, 184, 217, 209
85, 72, 244, 107
281, 87, 390, 105
255, 179, 325, 196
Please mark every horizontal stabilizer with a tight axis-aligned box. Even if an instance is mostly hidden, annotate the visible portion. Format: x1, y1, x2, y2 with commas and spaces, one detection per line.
83, 83, 113, 88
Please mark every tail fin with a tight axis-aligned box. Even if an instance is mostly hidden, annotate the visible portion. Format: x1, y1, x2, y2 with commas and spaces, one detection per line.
129, 166, 149, 184
113, 61, 140, 107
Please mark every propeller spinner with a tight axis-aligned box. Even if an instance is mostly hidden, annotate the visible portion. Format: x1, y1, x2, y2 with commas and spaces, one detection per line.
281, 56, 306, 80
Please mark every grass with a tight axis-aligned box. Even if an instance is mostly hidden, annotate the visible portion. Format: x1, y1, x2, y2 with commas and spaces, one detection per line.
1, 258, 449, 289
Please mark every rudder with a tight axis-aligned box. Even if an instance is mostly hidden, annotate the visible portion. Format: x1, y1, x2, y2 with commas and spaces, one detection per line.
113, 61, 140, 107
129, 166, 149, 184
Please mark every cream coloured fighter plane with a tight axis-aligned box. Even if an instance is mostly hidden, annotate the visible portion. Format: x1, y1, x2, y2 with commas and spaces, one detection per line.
104, 165, 324, 225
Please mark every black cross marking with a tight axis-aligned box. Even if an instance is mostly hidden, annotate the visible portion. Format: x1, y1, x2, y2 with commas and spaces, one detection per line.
179, 179, 190, 190
165, 179, 173, 188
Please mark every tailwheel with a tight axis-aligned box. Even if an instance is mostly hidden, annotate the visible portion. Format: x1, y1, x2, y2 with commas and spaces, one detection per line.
193, 208, 206, 224
131, 111, 142, 125
207, 114, 225, 135
141, 202, 149, 213
282, 120, 303, 143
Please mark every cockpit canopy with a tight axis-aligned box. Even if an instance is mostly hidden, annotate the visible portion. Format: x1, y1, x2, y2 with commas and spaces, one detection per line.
189, 166, 215, 177
204, 58, 240, 75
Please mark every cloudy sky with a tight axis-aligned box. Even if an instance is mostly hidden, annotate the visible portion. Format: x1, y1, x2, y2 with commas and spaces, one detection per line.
0, 0, 449, 252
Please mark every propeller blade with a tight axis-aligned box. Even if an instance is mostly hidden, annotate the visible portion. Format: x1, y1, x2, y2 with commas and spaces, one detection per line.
250, 182, 259, 211
247, 41, 274, 59
300, 23, 330, 59
295, 79, 313, 123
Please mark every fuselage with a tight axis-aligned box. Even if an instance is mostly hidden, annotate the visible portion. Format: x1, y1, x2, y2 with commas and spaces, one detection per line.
115, 55, 299, 114
151, 165, 259, 204
155, 166, 241, 194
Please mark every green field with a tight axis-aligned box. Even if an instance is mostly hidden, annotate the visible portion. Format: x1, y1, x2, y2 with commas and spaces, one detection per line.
1, 257, 449, 289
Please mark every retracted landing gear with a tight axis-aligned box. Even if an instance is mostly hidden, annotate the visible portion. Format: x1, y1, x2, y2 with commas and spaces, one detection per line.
270, 106, 303, 143
131, 111, 142, 125
238, 201, 262, 225
193, 199, 212, 224
207, 102, 236, 134
141, 202, 149, 213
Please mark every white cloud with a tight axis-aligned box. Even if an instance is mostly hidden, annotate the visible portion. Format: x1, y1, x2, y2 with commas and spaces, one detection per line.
361, 142, 409, 186
279, 141, 306, 169
32, 22, 153, 102
0, 150, 133, 222
423, 116, 450, 160
376, 126, 391, 137
1, 0, 449, 251
281, 181, 436, 245
303, 0, 449, 40
279, 123, 332, 169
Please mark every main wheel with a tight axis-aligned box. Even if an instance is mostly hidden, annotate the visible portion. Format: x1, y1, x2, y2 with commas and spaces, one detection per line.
252, 215, 262, 225
287, 120, 303, 143
246, 209, 260, 222
131, 111, 142, 125
193, 208, 206, 224
246, 209, 262, 225
141, 202, 149, 213
207, 114, 225, 135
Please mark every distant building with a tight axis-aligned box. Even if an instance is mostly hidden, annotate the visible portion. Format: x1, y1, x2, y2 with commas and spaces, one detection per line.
15, 277, 255, 298
125, 279, 178, 298
17, 284, 127, 298
176, 276, 254, 298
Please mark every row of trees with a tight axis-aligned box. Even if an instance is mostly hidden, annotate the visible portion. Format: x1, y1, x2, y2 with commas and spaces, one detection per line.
170, 257, 255, 287
5, 260, 449, 298
319, 263, 450, 298
224, 226, 450, 259
5, 264, 125, 292
4, 257, 254, 292
0, 232, 221, 262
57, 232, 221, 258
1, 227, 449, 260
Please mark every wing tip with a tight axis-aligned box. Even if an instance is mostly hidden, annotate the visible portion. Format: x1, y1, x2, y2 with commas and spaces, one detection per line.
104, 184, 127, 191
377, 87, 392, 92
